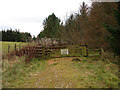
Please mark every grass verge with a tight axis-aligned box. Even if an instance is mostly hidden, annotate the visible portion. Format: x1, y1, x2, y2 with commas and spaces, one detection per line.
70, 57, 118, 88
2, 56, 47, 88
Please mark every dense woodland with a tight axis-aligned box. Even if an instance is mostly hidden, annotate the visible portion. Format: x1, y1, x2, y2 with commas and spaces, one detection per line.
0, 29, 32, 42
37, 2, 120, 58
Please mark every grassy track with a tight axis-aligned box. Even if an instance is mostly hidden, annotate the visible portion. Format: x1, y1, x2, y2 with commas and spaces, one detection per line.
2, 57, 118, 88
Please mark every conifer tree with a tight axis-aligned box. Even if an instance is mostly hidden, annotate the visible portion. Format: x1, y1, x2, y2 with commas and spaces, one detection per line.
104, 2, 120, 60
38, 13, 60, 39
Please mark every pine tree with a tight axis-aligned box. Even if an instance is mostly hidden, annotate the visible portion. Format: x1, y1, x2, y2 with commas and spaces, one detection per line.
80, 2, 88, 20
38, 13, 61, 39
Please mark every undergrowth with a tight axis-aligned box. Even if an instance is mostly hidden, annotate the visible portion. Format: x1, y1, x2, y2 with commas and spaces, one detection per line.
70, 58, 118, 88
2, 56, 47, 88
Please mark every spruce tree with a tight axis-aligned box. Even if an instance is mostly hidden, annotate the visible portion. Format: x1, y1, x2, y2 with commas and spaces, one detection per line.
104, 2, 120, 60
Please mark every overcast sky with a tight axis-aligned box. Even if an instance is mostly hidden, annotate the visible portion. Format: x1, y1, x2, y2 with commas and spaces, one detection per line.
0, 0, 92, 37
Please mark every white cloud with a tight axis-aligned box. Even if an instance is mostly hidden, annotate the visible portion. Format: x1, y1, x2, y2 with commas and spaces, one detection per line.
0, 0, 92, 37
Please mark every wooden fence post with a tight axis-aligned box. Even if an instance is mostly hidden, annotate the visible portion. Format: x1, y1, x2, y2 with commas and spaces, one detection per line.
86, 45, 88, 57
8, 44, 10, 54
15, 44, 17, 51
14, 44, 17, 55
99, 48, 101, 57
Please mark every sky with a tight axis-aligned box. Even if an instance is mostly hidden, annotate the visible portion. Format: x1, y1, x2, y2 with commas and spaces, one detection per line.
0, 0, 92, 37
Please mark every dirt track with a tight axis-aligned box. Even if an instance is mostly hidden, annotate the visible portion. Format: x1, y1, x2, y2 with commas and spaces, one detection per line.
18, 57, 86, 88
11, 57, 118, 88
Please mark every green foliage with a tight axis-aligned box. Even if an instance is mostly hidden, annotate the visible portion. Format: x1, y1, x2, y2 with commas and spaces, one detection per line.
32, 35, 36, 41
104, 2, 120, 55
1, 29, 32, 42
38, 13, 61, 39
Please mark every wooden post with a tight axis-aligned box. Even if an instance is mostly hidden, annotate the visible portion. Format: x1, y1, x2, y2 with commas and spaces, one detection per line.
14, 44, 17, 55
8, 44, 10, 54
15, 44, 17, 51
99, 48, 101, 57
86, 45, 88, 57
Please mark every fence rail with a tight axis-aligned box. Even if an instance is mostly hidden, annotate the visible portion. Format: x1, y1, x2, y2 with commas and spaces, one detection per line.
7, 44, 22, 54
88, 48, 101, 57
7, 44, 102, 59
